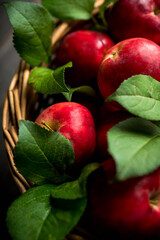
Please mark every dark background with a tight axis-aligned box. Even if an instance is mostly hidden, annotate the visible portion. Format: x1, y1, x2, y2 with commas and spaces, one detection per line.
0, 0, 36, 238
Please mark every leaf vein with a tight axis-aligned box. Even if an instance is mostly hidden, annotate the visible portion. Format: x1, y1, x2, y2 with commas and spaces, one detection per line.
120, 135, 160, 178
11, 5, 48, 59
24, 125, 53, 167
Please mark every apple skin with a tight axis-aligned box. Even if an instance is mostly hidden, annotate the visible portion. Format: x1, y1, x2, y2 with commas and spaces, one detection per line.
98, 38, 160, 99
56, 30, 114, 87
108, 0, 160, 44
88, 158, 160, 239
73, 98, 99, 124
96, 111, 131, 160
35, 102, 96, 166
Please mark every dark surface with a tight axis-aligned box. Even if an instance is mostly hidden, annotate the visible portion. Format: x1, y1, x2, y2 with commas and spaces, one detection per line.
0, 0, 36, 239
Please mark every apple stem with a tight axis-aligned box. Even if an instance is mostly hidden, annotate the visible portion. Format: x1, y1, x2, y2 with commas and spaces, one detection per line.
150, 199, 158, 205
41, 121, 54, 132
154, 8, 160, 15
150, 189, 160, 207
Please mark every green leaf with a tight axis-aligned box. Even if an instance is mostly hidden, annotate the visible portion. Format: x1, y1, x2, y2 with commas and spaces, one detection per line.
7, 185, 55, 240
41, 0, 95, 20
62, 85, 97, 102
107, 75, 160, 121
49, 197, 86, 240
14, 120, 74, 185
3, 1, 54, 66
108, 117, 160, 180
7, 184, 86, 240
51, 162, 100, 200
50, 163, 99, 239
28, 62, 72, 94
155, 121, 160, 128
28, 62, 97, 101
53, 62, 72, 90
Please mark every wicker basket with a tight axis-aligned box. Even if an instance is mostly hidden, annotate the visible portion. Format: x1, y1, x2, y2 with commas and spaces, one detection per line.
2, 0, 105, 239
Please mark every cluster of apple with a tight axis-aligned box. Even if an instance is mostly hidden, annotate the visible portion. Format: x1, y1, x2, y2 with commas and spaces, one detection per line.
35, 0, 160, 239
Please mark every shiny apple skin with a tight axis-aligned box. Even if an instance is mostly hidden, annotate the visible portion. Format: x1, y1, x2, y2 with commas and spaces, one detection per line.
108, 0, 160, 44
56, 30, 114, 87
88, 158, 160, 239
35, 102, 96, 166
98, 38, 160, 99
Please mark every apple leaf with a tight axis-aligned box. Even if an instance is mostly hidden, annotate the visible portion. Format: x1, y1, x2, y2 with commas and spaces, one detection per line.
3, 1, 54, 67
28, 62, 97, 101
108, 117, 160, 180
14, 120, 74, 185
28, 62, 72, 94
6, 184, 86, 240
107, 75, 160, 121
155, 121, 160, 128
51, 162, 100, 200
7, 164, 99, 240
41, 0, 95, 20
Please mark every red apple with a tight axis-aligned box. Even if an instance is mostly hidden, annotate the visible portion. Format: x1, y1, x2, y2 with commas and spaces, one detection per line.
98, 38, 160, 99
108, 0, 160, 44
96, 111, 131, 159
88, 158, 160, 239
35, 102, 96, 166
73, 98, 99, 124
56, 30, 114, 87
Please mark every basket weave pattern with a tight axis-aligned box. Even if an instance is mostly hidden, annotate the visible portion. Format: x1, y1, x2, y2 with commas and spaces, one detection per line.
2, 1, 104, 239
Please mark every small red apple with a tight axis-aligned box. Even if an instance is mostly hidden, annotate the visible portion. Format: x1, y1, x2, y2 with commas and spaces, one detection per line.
35, 102, 96, 166
56, 30, 114, 87
96, 111, 131, 159
108, 0, 160, 44
98, 38, 160, 99
88, 158, 160, 239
